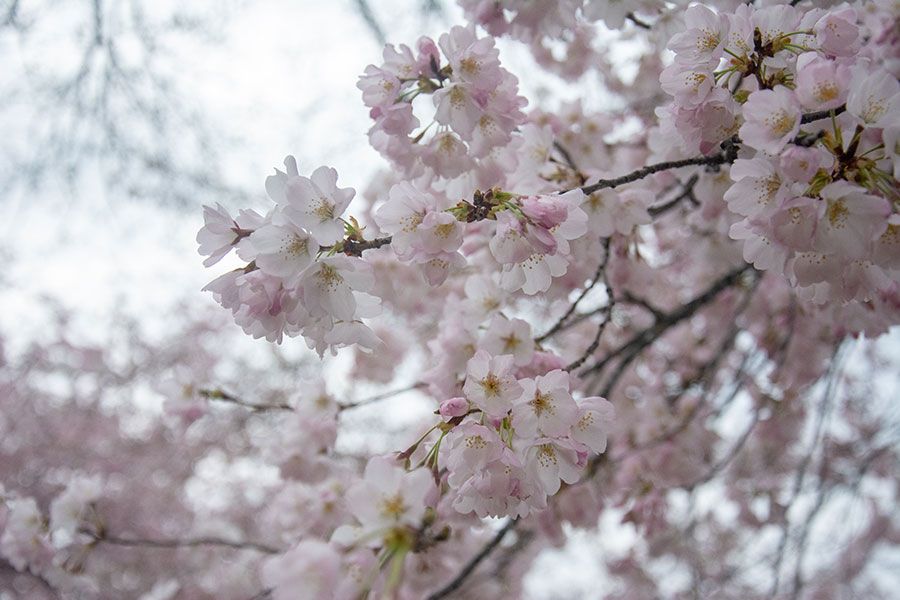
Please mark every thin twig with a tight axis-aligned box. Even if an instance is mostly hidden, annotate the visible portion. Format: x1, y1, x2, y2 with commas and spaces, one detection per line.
552, 140, 583, 179
426, 519, 518, 600
799, 104, 845, 124
647, 173, 700, 217
91, 533, 280, 554
581, 265, 753, 385
769, 343, 847, 597
338, 382, 425, 411
537, 238, 611, 342
627, 12, 652, 29
199, 389, 291, 413
577, 148, 736, 196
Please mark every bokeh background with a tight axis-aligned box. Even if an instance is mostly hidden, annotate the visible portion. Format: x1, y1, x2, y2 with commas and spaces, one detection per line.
2, 2, 898, 597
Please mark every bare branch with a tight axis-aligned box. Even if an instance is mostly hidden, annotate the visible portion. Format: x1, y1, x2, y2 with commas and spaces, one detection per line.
426, 519, 518, 600
338, 382, 426, 411
89, 532, 281, 554
537, 238, 611, 343
199, 388, 291, 413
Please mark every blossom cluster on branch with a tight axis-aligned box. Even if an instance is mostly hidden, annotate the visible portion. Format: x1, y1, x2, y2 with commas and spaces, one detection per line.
3, 1, 899, 599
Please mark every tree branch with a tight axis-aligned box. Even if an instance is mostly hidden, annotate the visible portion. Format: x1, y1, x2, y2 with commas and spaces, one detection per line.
799, 104, 845, 124
576, 144, 737, 196
537, 238, 611, 343
338, 382, 425, 411
90, 532, 280, 554
426, 518, 518, 600
199, 388, 291, 412
580, 265, 753, 388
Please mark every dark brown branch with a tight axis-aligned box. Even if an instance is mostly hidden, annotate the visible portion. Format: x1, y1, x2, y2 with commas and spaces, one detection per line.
91, 533, 280, 554
426, 519, 518, 600
799, 104, 845, 124
565, 253, 615, 372
341, 235, 393, 257
683, 409, 761, 490
565, 305, 614, 373
577, 144, 737, 196
537, 238, 611, 343
647, 173, 700, 217
580, 265, 753, 386
202, 383, 424, 413
627, 12, 651, 29
199, 388, 291, 413
338, 382, 425, 411
552, 140, 582, 177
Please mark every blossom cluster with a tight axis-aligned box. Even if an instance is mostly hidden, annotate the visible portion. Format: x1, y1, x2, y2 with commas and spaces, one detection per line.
445, 358, 614, 518
184, 3, 900, 594
359, 24, 527, 180
655, 3, 898, 306
198, 157, 382, 354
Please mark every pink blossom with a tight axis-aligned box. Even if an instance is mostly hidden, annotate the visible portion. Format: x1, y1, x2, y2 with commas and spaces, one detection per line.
422, 131, 473, 178
794, 53, 851, 111
433, 83, 484, 140
667, 4, 729, 66
357, 64, 401, 109
299, 256, 376, 322
479, 315, 534, 367
511, 370, 579, 438
247, 218, 318, 287
197, 203, 257, 267
417, 210, 463, 255
462, 349, 522, 417
778, 146, 832, 183
0, 497, 54, 573
521, 194, 569, 229
739, 87, 802, 155
846, 65, 900, 128
281, 166, 356, 246
333, 457, 434, 547
813, 181, 890, 259
49, 474, 103, 549
814, 7, 859, 57
438, 25, 502, 92
490, 211, 532, 264
522, 437, 584, 496
660, 63, 715, 108
724, 158, 792, 218
571, 396, 615, 454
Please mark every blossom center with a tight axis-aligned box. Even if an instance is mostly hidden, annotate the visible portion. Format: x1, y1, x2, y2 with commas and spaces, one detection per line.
500, 333, 520, 353
465, 435, 487, 449
697, 30, 720, 52
479, 373, 502, 397
459, 57, 480, 76
766, 110, 795, 137
313, 198, 335, 220
529, 391, 555, 417
287, 235, 309, 256
434, 222, 456, 239
379, 493, 407, 520
814, 82, 839, 103
827, 200, 848, 228
316, 264, 344, 290
537, 444, 558, 467
862, 95, 886, 123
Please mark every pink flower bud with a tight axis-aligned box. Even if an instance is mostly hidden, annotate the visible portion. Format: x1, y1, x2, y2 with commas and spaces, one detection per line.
439, 397, 469, 419
522, 195, 568, 229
